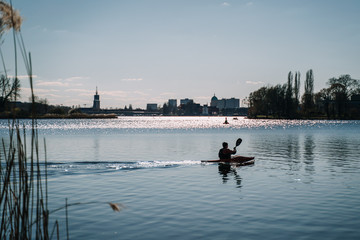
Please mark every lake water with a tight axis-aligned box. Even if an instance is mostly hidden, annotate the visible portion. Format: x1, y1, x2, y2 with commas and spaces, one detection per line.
1, 117, 360, 239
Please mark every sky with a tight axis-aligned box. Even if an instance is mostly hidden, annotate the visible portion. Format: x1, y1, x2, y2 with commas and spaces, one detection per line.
2, 0, 360, 109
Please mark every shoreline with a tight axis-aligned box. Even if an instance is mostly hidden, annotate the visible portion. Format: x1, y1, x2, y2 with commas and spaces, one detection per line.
0, 113, 118, 119
1, 114, 359, 120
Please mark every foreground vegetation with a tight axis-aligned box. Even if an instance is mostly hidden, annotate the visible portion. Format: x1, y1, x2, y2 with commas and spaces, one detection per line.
0, 1, 58, 238
1, 1, 124, 239
248, 70, 360, 119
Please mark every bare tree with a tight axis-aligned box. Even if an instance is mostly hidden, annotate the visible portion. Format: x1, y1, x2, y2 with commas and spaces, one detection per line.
0, 74, 20, 111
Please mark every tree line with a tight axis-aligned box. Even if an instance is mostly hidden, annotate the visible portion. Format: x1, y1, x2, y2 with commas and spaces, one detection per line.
1, 74, 72, 118
248, 70, 360, 119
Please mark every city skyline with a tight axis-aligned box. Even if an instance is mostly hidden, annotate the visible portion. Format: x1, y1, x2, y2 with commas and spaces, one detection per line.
86, 88, 242, 110
2, 0, 360, 108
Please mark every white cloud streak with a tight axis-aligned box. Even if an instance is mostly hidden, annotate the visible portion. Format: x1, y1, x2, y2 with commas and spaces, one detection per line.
121, 78, 143, 82
246, 80, 264, 85
36, 77, 86, 87
64, 76, 89, 82
222, 2, 230, 7
8, 75, 38, 79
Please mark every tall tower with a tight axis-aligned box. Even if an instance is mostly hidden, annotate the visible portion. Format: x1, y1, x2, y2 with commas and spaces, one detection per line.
93, 87, 100, 111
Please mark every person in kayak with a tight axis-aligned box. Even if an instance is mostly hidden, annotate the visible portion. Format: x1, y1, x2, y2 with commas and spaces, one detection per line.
218, 142, 236, 160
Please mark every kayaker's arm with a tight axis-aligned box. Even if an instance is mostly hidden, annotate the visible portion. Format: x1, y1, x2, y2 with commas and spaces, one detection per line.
223, 148, 236, 155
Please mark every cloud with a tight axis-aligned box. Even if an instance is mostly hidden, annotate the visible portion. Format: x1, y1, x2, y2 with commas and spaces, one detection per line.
65, 88, 93, 95
78, 89, 149, 99
36, 78, 84, 87
132, 90, 148, 96
246, 81, 264, 85
33, 88, 59, 93
18, 87, 61, 102
121, 78, 143, 82
222, 2, 230, 7
246, 1, 254, 6
64, 76, 89, 82
39, 93, 62, 98
36, 81, 69, 87
100, 90, 128, 97
195, 96, 211, 101
160, 92, 176, 96
8, 75, 38, 79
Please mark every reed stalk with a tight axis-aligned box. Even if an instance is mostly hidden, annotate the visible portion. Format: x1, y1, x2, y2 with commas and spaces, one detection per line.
1, 2, 123, 238
0, 1, 56, 239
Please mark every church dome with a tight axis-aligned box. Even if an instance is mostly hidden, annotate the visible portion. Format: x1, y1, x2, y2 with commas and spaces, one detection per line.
211, 94, 218, 101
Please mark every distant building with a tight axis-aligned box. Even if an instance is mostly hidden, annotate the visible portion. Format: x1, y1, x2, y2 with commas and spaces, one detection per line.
168, 99, 177, 108
202, 105, 209, 115
210, 94, 218, 107
224, 98, 240, 109
210, 94, 239, 110
180, 98, 193, 105
168, 99, 178, 114
217, 99, 226, 109
146, 103, 158, 111
93, 87, 100, 111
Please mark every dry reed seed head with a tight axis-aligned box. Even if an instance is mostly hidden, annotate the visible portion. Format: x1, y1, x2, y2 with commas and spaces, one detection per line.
108, 202, 122, 212
0, 1, 23, 32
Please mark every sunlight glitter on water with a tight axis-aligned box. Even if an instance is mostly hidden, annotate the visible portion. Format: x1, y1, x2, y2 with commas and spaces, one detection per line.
1, 117, 359, 132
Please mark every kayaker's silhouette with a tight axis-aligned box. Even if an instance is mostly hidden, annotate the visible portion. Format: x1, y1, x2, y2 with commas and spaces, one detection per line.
218, 142, 236, 160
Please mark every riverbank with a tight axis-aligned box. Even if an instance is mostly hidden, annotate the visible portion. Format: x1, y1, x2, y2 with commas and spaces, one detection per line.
248, 114, 360, 120
0, 113, 118, 119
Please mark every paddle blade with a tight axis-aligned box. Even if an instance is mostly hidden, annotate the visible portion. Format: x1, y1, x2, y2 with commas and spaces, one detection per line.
236, 138, 242, 147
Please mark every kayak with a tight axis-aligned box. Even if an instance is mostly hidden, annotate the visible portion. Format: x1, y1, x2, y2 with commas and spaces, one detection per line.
201, 156, 255, 163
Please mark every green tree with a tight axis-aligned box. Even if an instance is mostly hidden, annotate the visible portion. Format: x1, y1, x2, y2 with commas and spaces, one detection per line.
249, 84, 288, 118
162, 103, 169, 115
267, 84, 286, 118
314, 88, 331, 119
294, 71, 300, 110
248, 87, 267, 117
302, 69, 314, 117
327, 74, 360, 118
285, 71, 294, 118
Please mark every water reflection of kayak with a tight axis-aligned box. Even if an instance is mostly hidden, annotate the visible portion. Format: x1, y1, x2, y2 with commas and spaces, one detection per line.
201, 156, 255, 163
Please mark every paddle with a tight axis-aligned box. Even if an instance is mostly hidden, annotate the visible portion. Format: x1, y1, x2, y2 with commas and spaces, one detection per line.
234, 138, 242, 149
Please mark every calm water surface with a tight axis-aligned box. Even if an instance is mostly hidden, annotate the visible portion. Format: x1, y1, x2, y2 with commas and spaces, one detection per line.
1, 117, 360, 239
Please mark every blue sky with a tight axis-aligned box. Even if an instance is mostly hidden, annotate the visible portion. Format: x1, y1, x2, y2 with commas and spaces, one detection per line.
2, 0, 360, 108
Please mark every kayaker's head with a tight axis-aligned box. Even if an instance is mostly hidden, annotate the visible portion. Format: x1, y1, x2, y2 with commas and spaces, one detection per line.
222, 142, 228, 148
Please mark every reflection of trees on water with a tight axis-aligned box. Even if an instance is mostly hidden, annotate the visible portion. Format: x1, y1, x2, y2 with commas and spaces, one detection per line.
285, 134, 301, 172
249, 133, 318, 179
247, 129, 360, 178
320, 136, 360, 171
304, 135, 315, 173
218, 163, 242, 188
